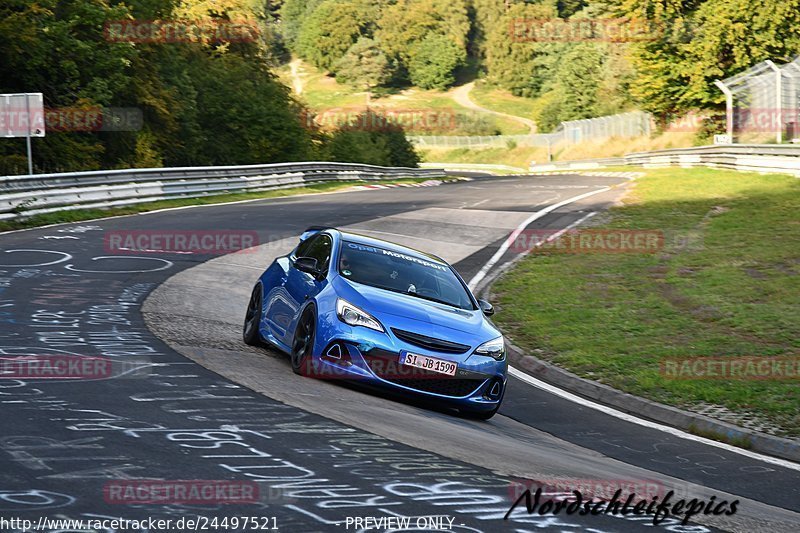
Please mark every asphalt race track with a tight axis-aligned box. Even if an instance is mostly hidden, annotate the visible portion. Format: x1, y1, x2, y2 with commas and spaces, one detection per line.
1, 174, 798, 532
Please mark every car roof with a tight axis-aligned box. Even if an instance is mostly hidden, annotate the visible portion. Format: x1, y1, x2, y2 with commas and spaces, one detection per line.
330, 229, 448, 265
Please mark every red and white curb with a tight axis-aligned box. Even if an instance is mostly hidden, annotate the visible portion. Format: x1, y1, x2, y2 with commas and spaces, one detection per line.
351, 178, 469, 191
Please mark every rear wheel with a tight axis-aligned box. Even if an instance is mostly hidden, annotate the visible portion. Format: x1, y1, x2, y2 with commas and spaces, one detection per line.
291, 306, 316, 376
243, 285, 263, 346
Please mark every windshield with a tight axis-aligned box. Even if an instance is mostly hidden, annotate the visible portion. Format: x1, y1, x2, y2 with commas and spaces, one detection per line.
339, 241, 476, 310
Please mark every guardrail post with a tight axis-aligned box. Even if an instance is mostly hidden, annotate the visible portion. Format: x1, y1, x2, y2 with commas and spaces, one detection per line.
714, 80, 735, 141
765, 60, 783, 144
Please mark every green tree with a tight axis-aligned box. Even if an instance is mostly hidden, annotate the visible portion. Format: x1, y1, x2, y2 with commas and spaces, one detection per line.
484, 2, 558, 96
610, 0, 800, 119
324, 130, 389, 166
552, 43, 606, 121
280, 0, 325, 52
468, 0, 506, 60
408, 33, 466, 90
532, 90, 563, 132
334, 37, 393, 95
190, 53, 316, 164
382, 128, 421, 167
0, 0, 321, 173
376, 0, 470, 65
0, 0, 135, 172
323, 111, 420, 167
296, 0, 368, 71
680, 0, 800, 109
557, 0, 588, 18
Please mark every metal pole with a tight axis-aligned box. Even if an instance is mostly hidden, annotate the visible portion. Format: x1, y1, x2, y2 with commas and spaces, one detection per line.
765, 60, 782, 143
25, 94, 33, 175
714, 80, 734, 141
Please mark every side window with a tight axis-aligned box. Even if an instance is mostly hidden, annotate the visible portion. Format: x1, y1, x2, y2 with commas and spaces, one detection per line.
297, 234, 333, 274
295, 235, 316, 258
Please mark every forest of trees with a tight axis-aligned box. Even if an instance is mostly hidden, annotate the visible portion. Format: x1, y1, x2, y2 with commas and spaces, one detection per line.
0, 0, 420, 174
286, 0, 800, 130
2, 0, 800, 174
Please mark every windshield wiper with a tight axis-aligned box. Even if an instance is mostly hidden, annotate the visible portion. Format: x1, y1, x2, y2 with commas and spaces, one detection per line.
370, 283, 465, 310
406, 291, 462, 309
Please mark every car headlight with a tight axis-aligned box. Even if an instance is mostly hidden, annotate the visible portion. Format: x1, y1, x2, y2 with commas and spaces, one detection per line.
474, 336, 505, 360
336, 298, 384, 332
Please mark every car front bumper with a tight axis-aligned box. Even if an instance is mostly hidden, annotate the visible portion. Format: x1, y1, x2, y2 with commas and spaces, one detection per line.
310, 333, 507, 413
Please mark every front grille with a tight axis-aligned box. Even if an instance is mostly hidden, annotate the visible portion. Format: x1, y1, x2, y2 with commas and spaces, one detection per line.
391, 328, 470, 354
385, 377, 485, 397
362, 349, 485, 398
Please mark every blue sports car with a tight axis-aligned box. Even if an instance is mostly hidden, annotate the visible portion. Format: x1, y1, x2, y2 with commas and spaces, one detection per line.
243, 227, 507, 419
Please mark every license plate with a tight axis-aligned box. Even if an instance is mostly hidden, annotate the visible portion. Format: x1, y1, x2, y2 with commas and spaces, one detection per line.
401, 352, 457, 376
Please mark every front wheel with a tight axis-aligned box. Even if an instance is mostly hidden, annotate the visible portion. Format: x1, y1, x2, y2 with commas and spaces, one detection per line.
243, 285, 263, 346
291, 305, 316, 376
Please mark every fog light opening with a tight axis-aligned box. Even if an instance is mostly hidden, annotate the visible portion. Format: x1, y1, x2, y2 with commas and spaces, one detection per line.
322, 342, 352, 367
487, 380, 502, 399
325, 343, 343, 360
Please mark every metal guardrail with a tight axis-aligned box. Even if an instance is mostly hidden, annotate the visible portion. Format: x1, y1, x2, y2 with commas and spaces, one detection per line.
625, 144, 800, 175
627, 144, 800, 157
0, 162, 446, 221
420, 162, 528, 173
528, 144, 800, 176
409, 111, 651, 148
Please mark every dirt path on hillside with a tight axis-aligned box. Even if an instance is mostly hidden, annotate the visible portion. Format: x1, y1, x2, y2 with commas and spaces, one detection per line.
451, 82, 537, 134
289, 58, 304, 95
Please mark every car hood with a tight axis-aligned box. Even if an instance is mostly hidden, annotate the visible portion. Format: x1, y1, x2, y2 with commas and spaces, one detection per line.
333, 276, 500, 346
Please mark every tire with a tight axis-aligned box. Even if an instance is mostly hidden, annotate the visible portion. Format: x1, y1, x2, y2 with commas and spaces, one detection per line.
291, 305, 316, 376
243, 285, 263, 346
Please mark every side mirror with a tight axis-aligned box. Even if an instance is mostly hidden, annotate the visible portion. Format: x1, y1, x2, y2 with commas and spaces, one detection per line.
294, 257, 321, 277
478, 299, 494, 316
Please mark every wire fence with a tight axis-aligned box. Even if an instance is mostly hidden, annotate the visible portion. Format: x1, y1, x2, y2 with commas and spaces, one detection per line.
408, 111, 651, 149
715, 56, 800, 143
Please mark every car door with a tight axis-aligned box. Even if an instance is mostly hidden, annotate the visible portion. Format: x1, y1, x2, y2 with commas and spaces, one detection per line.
280, 233, 332, 345
265, 235, 320, 342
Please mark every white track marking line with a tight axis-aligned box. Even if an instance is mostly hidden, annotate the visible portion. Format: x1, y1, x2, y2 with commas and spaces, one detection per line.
468, 187, 800, 471
115, 247, 195, 255
466, 199, 490, 208
479, 212, 597, 286
467, 187, 611, 288
509, 367, 800, 471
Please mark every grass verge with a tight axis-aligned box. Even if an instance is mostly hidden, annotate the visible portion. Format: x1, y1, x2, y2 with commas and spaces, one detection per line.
420, 133, 699, 169
492, 167, 800, 436
469, 83, 540, 122
0, 177, 439, 233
